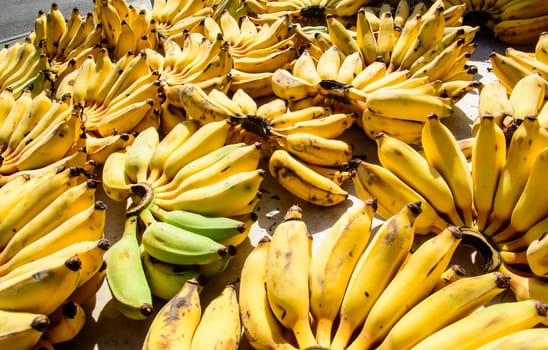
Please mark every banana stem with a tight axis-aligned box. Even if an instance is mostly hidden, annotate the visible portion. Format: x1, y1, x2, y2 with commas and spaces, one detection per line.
126, 182, 155, 215
460, 227, 501, 273
138, 208, 156, 227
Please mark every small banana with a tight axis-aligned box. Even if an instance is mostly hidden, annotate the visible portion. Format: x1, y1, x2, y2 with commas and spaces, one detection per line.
124, 126, 159, 183
412, 299, 548, 350
347, 225, 463, 350
509, 73, 546, 120
105, 215, 153, 320
310, 199, 378, 347
271, 68, 319, 101
190, 284, 241, 349
0, 309, 50, 350
266, 205, 318, 349
527, 227, 548, 278
102, 150, 133, 202
269, 149, 349, 207
331, 202, 422, 350
142, 278, 202, 350
43, 300, 86, 344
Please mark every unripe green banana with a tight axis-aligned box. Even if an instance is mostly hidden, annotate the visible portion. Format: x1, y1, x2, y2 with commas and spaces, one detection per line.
104, 215, 153, 320
139, 209, 236, 266
147, 204, 246, 242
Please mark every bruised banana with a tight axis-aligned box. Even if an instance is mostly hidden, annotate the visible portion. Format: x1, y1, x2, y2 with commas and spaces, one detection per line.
269, 149, 348, 207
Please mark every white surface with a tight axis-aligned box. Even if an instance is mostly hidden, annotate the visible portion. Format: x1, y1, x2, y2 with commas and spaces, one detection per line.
57, 31, 523, 350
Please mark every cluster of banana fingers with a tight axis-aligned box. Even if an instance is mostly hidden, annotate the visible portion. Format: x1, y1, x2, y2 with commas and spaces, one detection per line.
142, 280, 241, 349
239, 203, 548, 350
101, 120, 263, 318
0, 166, 109, 349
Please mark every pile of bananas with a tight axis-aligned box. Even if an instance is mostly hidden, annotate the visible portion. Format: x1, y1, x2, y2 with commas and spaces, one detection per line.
0, 165, 109, 349
142, 280, 242, 349
351, 73, 548, 314
239, 203, 548, 350
101, 120, 263, 318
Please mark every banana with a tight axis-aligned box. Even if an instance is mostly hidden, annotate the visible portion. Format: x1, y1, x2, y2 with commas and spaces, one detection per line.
0, 309, 50, 350
68, 260, 107, 306
352, 160, 450, 234
388, 13, 422, 71
476, 328, 548, 350
141, 250, 201, 301
310, 199, 378, 347
153, 168, 264, 216
476, 79, 514, 133
505, 47, 548, 82
105, 215, 153, 320
509, 73, 546, 120
352, 61, 387, 91
190, 284, 241, 349
123, 126, 159, 184
0, 178, 97, 265
272, 112, 357, 139
346, 225, 463, 350
269, 149, 349, 207
316, 45, 342, 81
269, 106, 332, 129
486, 116, 548, 236
493, 15, 548, 46
0, 201, 106, 277
360, 109, 424, 144
432, 264, 469, 291
293, 49, 321, 85
147, 203, 247, 242
86, 132, 134, 165
0, 165, 83, 249
142, 279, 201, 349
140, 208, 236, 266
412, 299, 548, 350
55, 7, 84, 59
330, 201, 422, 350
376, 11, 396, 65
0, 89, 34, 153
0, 255, 81, 315
44, 3, 67, 57
159, 119, 232, 182
536, 31, 548, 65
43, 300, 86, 344
499, 215, 548, 252
376, 132, 463, 225
489, 51, 534, 92
271, 68, 319, 101
472, 114, 507, 231
493, 146, 548, 242
365, 89, 452, 122
527, 226, 548, 278
421, 113, 475, 227
377, 271, 511, 350
97, 0, 122, 48
265, 205, 318, 349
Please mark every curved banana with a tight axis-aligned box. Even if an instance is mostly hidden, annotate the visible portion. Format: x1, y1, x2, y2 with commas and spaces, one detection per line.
509, 73, 546, 120
43, 300, 86, 344
102, 150, 132, 202
0, 309, 50, 350
310, 199, 377, 347
124, 126, 159, 183
330, 201, 421, 350
105, 215, 153, 320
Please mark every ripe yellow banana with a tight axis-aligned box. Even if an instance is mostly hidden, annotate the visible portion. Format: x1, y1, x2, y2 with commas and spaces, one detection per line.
352, 160, 449, 234
412, 299, 548, 350
493, 146, 548, 242
317, 45, 342, 81
102, 150, 133, 202
0, 309, 50, 350
489, 51, 533, 92
493, 15, 548, 45
421, 113, 475, 227
190, 284, 241, 349
505, 47, 548, 82
265, 205, 318, 348
142, 279, 202, 350
330, 201, 421, 350
509, 73, 546, 120
239, 236, 298, 350
310, 199, 377, 347
377, 271, 511, 350
268, 149, 349, 207
486, 116, 548, 236
376, 132, 463, 225
271, 68, 319, 101
475, 79, 514, 135
526, 225, 548, 278
360, 109, 424, 144
476, 328, 548, 350
347, 225, 463, 350
472, 115, 507, 231
43, 300, 86, 344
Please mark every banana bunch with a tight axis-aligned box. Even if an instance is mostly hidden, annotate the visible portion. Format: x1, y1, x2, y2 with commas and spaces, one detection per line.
442, 0, 548, 45
0, 165, 109, 347
238, 202, 528, 349
55, 48, 164, 147
142, 279, 241, 349
0, 90, 86, 175
34, 3, 103, 77
150, 0, 218, 39
0, 39, 54, 98
489, 34, 548, 98
94, 0, 160, 59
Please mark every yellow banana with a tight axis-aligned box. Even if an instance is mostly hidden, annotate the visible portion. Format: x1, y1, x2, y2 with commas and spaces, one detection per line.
377, 271, 511, 350
43, 300, 86, 344
376, 132, 463, 225
271, 68, 319, 101
272, 112, 357, 139
177, 83, 236, 124
493, 15, 548, 46
489, 51, 534, 92
505, 47, 548, 82
472, 115, 507, 231
421, 113, 475, 227
527, 225, 548, 278
265, 205, 318, 349
476, 328, 548, 350
330, 201, 421, 350
486, 116, 548, 236
376, 11, 396, 65
102, 150, 132, 202
347, 225, 463, 350
0, 309, 50, 350
388, 13, 422, 71
475, 79, 514, 134
360, 109, 424, 144
535, 31, 548, 65
509, 73, 546, 120
432, 263, 469, 292
293, 49, 321, 85
190, 284, 241, 349
142, 279, 202, 350
268, 149, 349, 207
86, 132, 134, 165
337, 51, 364, 85
317, 45, 342, 81
310, 199, 377, 347
352, 61, 387, 90
269, 106, 332, 129
412, 299, 548, 350
499, 215, 548, 252
352, 160, 449, 234
124, 126, 159, 183
45, 3, 67, 56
